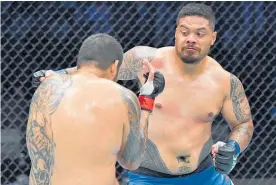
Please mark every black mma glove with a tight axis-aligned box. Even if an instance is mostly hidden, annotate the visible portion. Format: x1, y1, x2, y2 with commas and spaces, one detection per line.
138, 71, 165, 112
32, 69, 67, 87
215, 140, 241, 174
32, 70, 46, 88
117, 78, 142, 96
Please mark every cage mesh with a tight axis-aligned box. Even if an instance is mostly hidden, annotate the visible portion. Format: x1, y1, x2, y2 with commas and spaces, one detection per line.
1, 1, 276, 185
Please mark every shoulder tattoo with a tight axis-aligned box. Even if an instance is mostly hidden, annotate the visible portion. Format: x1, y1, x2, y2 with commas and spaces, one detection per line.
26, 76, 72, 185
118, 46, 157, 80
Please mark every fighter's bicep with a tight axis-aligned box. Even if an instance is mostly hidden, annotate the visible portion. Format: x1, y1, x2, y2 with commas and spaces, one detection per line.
221, 74, 252, 128
117, 88, 142, 169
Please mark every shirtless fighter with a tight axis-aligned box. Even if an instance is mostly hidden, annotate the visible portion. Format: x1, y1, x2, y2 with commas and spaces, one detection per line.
27, 33, 165, 185
33, 3, 254, 185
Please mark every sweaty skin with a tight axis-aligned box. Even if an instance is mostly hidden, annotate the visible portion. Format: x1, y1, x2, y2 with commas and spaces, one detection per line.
26, 72, 147, 185
63, 50, 253, 175
114, 16, 253, 175
120, 46, 253, 175
51, 16, 253, 176
135, 47, 223, 174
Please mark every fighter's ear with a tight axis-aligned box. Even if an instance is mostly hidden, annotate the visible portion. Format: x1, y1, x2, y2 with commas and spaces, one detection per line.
211, 31, 217, 46
175, 25, 178, 39
110, 60, 119, 75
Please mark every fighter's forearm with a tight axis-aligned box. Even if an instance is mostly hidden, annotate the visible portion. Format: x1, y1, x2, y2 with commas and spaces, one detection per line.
117, 110, 150, 169
140, 110, 151, 152
130, 110, 150, 166
64, 66, 77, 74
136, 110, 150, 163
228, 121, 254, 152
61, 46, 158, 78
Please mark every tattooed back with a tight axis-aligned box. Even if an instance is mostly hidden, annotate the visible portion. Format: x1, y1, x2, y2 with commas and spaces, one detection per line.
27, 73, 129, 185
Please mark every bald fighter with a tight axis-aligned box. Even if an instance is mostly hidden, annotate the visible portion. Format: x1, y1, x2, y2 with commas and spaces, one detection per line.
27, 33, 165, 185
33, 3, 254, 185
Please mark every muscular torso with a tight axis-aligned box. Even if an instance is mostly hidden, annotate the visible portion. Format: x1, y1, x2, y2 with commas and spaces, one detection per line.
138, 47, 227, 174
27, 74, 125, 185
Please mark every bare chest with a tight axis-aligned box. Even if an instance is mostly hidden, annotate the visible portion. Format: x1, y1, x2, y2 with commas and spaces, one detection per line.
154, 72, 224, 123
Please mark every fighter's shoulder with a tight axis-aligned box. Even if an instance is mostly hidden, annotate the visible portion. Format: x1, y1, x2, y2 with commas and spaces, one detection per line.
89, 79, 120, 92
97, 79, 138, 103
208, 56, 230, 78
38, 74, 70, 90
207, 56, 240, 91
151, 46, 174, 68
156, 46, 174, 57
32, 74, 72, 109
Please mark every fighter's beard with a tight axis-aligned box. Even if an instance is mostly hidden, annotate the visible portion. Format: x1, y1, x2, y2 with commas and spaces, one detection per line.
178, 54, 202, 64
177, 47, 209, 64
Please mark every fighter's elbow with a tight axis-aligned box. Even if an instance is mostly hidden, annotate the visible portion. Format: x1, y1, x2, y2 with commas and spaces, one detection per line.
117, 159, 141, 170
245, 120, 254, 132
249, 121, 254, 135
235, 121, 255, 141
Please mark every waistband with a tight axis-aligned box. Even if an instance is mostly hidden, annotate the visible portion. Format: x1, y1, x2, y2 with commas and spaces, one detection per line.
132, 154, 213, 178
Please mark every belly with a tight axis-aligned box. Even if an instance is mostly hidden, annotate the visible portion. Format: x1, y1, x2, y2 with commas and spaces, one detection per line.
140, 112, 213, 175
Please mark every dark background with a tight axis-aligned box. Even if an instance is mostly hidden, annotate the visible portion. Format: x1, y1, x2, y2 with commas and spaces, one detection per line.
1, 1, 276, 185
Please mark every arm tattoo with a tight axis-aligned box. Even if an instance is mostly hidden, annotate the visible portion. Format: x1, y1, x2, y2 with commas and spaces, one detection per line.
230, 123, 254, 148
118, 46, 157, 80
230, 74, 252, 123
26, 76, 72, 185
120, 88, 144, 163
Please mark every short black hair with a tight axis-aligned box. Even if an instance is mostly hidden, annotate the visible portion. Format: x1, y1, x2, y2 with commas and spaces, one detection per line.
77, 33, 124, 70
177, 3, 215, 31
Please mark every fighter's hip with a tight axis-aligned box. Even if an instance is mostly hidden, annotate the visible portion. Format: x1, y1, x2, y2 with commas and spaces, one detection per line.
125, 155, 233, 185
126, 166, 233, 185
132, 154, 212, 177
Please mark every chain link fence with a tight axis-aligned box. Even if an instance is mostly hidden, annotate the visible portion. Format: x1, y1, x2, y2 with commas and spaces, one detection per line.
1, 1, 276, 185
